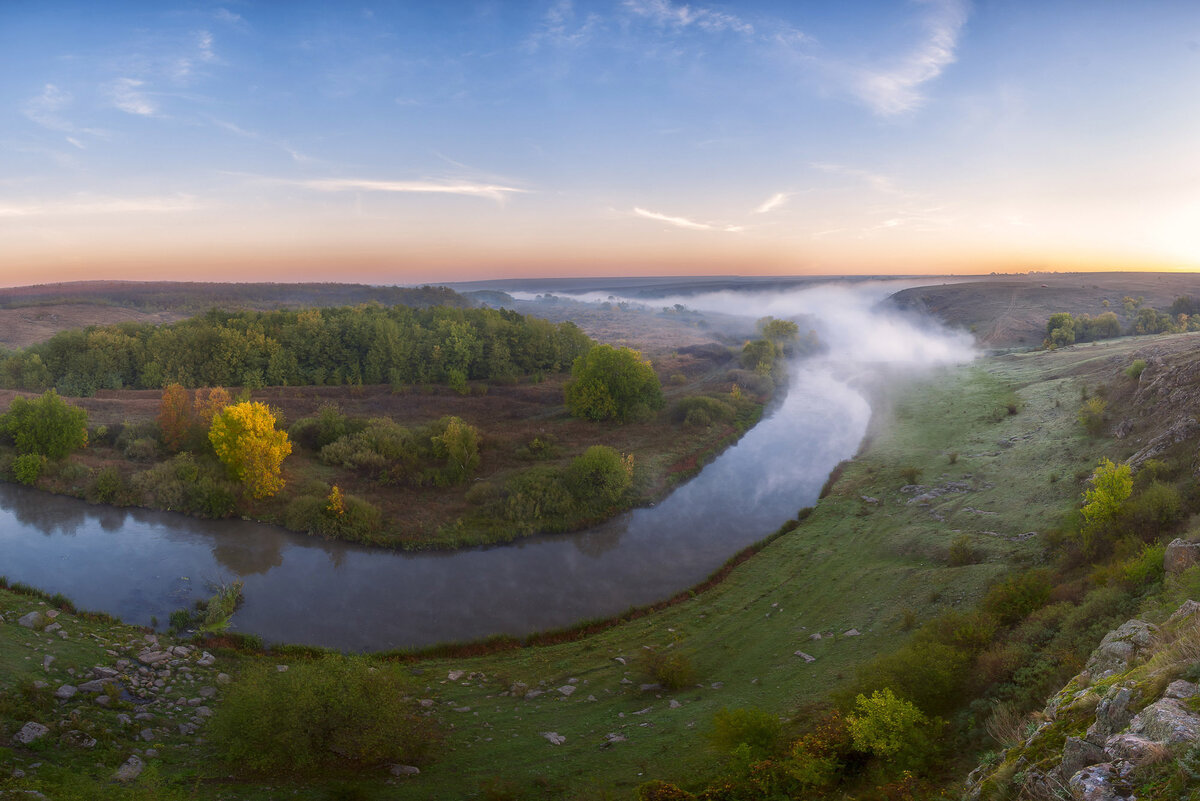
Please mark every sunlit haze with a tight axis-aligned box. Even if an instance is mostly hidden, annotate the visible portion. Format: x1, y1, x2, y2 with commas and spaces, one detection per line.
3, 0, 1200, 286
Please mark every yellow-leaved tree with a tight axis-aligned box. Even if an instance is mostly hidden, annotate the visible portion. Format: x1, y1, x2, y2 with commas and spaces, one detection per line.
208, 401, 292, 499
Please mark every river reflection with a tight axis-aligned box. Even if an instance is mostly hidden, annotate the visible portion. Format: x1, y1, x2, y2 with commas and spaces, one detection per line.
0, 364, 870, 651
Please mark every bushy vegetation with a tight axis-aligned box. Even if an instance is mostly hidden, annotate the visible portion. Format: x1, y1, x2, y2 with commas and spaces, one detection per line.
1044, 296, 1200, 350
209, 401, 292, 499
0, 304, 592, 395
0, 389, 88, 459
284, 485, 383, 543
131, 453, 239, 517
208, 656, 438, 775
564, 344, 664, 423
671, 395, 736, 428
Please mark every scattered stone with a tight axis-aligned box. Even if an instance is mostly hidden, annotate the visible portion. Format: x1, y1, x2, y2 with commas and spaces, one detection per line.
43, 623, 61, 634
793, 651, 816, 663
1104, 733, 1160, 763
113, 755, 145, 782
77, 679, 108, 693
275, 665, 288, 672
525, 690, 544, 700
1167, 600, 1200, 626
215, 673, 232, 685
41, 655, 55, 671
140, 728, 155, 742
54, 684, 78, 700
542, 731, 566, 745
1067, 763, 1123, 801
116, 714, 132, 726
196, 652, 215, 667
809, 633, 822, 640
95, 695, 111, 707
418, 698, 434, 708
1128, 697, 1200, 744
613, 656, 626, 665
447, 670, 465, 681
93, 666, 119, 680
860, 496, 878, 504
137, 651, 169, 666
639, 683, 661, 692
843, 628, 861, 637
710, 682, 724, 689
390, 764, 420, 777
1087, 687, 1134, 744
603, 733, 627, 746
558, 685, 577, 697
60, 730, 97, 749
453, 706, 471, 713
1084, 619, 1157, 680
669, 699, 682, 709
198, 686, 217, 698
14, 722, 50, 744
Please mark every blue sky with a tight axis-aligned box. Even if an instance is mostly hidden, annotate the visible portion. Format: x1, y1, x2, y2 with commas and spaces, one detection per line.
3, 0, 1200, 285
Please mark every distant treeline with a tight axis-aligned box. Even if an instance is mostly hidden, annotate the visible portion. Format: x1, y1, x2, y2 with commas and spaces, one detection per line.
0, 281, 468, 313
0, 304, 592, 395
1045, 294, 1200, 348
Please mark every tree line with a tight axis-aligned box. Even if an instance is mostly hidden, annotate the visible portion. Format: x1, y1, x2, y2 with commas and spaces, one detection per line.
1044, 294, 1200, 348
0, 304, 593, 395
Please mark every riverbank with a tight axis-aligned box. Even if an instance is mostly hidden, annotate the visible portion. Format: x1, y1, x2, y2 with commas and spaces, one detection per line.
2, 345, 1116, 798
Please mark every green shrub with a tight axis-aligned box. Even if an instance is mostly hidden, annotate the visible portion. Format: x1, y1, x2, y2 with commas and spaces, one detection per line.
899, 466, 923, 486
502, 466, 575, 533
983, 569, 1053, 626
1, 389, 88, 458
1120, 481, 1182, 540
710, 707, 783, 759
132, 454, 238, 517
1078, 398, 1107, 435
87, 465, 125, 504
636, 780, 696, 801
948, 534, 980, 566
12, 453, 46, 485
209, 656, 438, 774
564, 445, 633, 513
431, 416, 480, 485
564, 344, 664, 423
1119, 542, 1166, 587
643, 649, 697, 691
123, 436, 158, 462
1125, 359, 1147, 380
320, 417, 419, 483
846, 688, 931, 766
671, 396, 735, 427
283, 491, 383, 542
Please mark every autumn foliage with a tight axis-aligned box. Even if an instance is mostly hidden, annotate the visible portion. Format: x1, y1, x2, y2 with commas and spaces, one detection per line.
158, 383, 193, 452
208, 401, 292, 499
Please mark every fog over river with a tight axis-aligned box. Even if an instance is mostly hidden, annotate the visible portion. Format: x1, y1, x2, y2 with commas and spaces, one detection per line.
0, 281, 973, 651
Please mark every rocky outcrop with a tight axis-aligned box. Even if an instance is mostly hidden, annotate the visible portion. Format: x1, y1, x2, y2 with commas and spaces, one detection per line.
965, 601, 1200, 801
1164, 538, 1200, 575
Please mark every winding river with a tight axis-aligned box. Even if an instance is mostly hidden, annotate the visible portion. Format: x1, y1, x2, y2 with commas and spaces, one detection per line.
0, 363, 870, 652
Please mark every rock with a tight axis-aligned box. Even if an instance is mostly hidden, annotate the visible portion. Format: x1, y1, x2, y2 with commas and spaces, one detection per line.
793, 651, 816, 662
1084, 619, 1157, 680
196, 652, 216, 667
13, 722, 50, 744
77, 679, 108, 693
92, 666, 119, 680
140, 728, 155, 742
525, 690, 543, 700
1128, 697, 1200, 744
43, 623, 61, 633
61, 730, 97, 749
542, 731, 566, 745
557, 685, 576, 697
1168, 599, 1200, 626
113, 755, 145, 782
1164, 539, 1200, 575
418, 698, 434, 708
1061, 736, 1106, 777
640, 683, 662, 692
116, 714, 132, 726
447, 670, 465, 681
41, 655, 55, 671
389, 764, 420, 777
509, 682, 528, 697
613, 656, 626, 665
669, 699, 682, 709
1068, 763, 1129, 801
1165, 680, 1199, 700
215, 673, 232, 685
1087, 686, 1134, 745
275, 665, 288, 672
1104, 733, 1161, 762
95, 695, 111, 707
137, 650, 170, 666
54, 684, 78, 700
603, 732, 626, 746
17, 611, 44, 629
198, 686, 217, 698
843, 628, 861, 636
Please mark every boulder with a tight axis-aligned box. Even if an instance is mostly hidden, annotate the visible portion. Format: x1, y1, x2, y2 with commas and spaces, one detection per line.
1128, 697, 1200, 744
1167, 599, 1200, 626
1086, 686, 1134, 745
1068, 763, 1129, 801
557, 685, 576, 697
1164, 539, 1200, 575
113, 755, 145, 782
1165, 680, 1199, 700
1061, 736, 1106, 778
13, 722, 50, 744
17, 611, 44, 629
542, 731, 566, 745
1084, 620, 1157, 680
1104, 733, 1160, 762
390, 764, 420, 777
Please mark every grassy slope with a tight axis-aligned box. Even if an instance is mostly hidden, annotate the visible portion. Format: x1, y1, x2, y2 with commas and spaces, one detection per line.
2, 341, 1137, 799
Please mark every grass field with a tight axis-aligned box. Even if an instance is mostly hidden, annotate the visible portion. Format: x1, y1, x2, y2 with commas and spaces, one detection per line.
7, 331, 1176, 798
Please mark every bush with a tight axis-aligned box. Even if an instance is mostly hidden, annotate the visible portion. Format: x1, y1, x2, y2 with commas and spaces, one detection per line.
564, 344, 664, 423
87, 465, 126, 504
284, 490, 383, 542
1120, 481, 1182, 540
710, 707, 783, 759
643, 649, 697, 691
209, 656, 437, 774
948, 534, 980, 566
123, 436, 159, 462
132, 454, 238, 517
671, 396, 735, 427
501, 466, 575, 533
899, 466, 923, 486
846, 688, 932, 768
1, 389, 88, 458
431, 416, 480, 485
564, 445, 633, 513
982, 569, 1053, 626
1125, 359, 1147, 380
320, 418, 418, 483
1078, 397, 1107, 435
289, 403, 357, 451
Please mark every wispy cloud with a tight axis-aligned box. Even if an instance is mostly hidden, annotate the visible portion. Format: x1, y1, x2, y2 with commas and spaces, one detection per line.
214, 8, 247, 30
623, 0, 754, 35
811, 163, 903, 195
753, 192, 791, 214
109, 78, 157, 116
524, 0, 602, 52
295, 178, 528, 203
852, 0, 967, 115
633, 206, 742, 232
0, 194, 199, 217
23, 84, 107, 140
210, 118, 314, 163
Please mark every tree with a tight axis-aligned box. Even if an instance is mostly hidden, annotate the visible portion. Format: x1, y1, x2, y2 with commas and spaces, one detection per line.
195, 386, 231, 429
209, 401, 292, 499
1044, 312, 1075, 348
846, 688, 932, 770
564, 345, 663, 423
1081, 457, 1132, 530
432, 416, 480, 484
1, 389, 88, 459
758, 317, 800, 344
158, 383, 193, 453
565, 445, 633, 511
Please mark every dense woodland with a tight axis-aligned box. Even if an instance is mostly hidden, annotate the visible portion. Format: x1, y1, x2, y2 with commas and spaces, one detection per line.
0, 304, 592, 396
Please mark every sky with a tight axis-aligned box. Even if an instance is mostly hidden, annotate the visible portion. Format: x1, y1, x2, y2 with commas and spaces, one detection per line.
2, 0, 1200, 286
